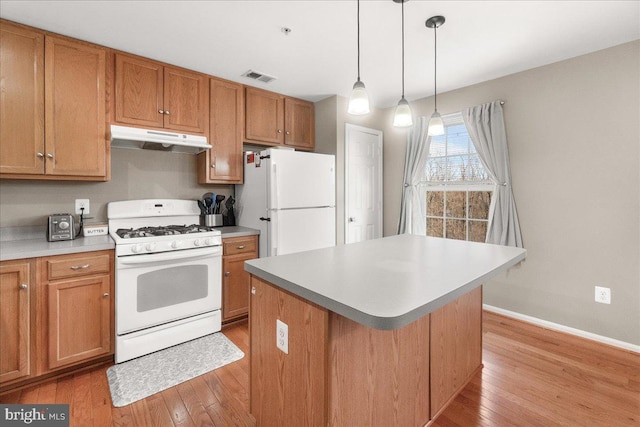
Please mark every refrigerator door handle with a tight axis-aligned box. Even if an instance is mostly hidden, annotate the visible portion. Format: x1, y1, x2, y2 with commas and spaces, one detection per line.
259, 217, 271, 222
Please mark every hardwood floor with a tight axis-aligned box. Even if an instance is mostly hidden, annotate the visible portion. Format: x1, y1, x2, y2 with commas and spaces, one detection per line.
1, 312, 638, 426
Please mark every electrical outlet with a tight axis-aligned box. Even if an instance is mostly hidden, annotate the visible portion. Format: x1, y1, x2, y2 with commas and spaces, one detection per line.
595, 286, 611, 304
276, 319, 288, 354
75, 199, 90, 215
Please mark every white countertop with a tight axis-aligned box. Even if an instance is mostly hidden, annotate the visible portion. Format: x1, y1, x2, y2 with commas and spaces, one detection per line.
0, 234, 115, 261
245, 234, 526, 330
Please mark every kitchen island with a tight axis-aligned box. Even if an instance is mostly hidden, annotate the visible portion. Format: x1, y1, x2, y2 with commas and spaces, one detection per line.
245, 234, 526, 426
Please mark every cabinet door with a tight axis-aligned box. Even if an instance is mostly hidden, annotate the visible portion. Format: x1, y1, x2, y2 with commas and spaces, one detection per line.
163, 66, 208, 133
0, 22, 45, 175
114, 53, 164, 128
222, 255, 253, 321
245, 87, 284, 144
47, 275, 111, 369
0, 261, 32, 383
201, 78, 244, 183
284, 97, 315, 151
45, 36, 107, 177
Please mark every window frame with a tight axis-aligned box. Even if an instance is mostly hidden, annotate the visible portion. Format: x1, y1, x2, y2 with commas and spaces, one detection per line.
420, 112, 494, 241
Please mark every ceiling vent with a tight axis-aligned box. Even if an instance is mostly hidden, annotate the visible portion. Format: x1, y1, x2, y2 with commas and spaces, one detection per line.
242, 69, 277, 84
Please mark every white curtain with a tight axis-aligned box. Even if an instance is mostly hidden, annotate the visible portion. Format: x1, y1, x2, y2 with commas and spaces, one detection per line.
397, 117, 431, 235
462, 101, 523, 247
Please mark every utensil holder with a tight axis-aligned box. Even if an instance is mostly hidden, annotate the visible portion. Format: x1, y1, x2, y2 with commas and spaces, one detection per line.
202, 214, 222, 227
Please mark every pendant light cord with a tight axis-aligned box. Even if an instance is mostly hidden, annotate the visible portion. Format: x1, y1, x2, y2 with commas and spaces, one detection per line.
357, 0, 361, 81
401, 0, 405, 98
433, 24, 437, 111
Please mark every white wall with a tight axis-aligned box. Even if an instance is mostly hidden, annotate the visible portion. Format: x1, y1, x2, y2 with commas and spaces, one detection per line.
382, 41, 640, 345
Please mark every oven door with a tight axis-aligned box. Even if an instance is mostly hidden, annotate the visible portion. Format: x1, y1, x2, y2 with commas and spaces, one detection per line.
115, 246, 222, 335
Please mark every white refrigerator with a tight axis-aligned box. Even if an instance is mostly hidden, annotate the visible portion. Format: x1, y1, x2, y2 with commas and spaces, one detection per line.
236, 149, 336, 258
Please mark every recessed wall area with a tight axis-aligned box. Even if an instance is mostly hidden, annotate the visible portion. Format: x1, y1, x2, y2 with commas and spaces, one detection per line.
0, 148, 233, 227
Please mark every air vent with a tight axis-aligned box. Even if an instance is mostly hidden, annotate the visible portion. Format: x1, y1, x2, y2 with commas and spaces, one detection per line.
242, 69, 277, 83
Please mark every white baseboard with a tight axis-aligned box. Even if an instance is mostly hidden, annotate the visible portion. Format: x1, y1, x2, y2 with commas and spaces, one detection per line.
483, 304, 640, 354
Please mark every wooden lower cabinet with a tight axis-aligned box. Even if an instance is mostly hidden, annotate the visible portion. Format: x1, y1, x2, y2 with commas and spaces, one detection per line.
40, 251, 114, 372
0, 250, 114, 391
222, 235, 258, 322
250, 276, 482, 426
0, 260, 36, 385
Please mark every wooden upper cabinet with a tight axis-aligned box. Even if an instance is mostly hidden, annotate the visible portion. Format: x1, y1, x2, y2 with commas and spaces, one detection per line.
245, 87, 284, 144
198, 77, 244, 184
284, 97, 315, 150
0, 22, 45, 175
45, 36, 107, 177
245, 86, 314, 150
114, 53, 208, 134
114, 54, 163, 128
0, 21, 108, 181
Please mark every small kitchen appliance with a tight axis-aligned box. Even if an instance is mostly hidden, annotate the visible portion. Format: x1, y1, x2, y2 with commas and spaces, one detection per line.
47, 214, 75, 241
236, 149, 336, 257
107, 199, 222, 363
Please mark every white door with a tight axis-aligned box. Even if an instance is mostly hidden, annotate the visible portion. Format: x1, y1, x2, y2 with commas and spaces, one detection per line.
345, 124, 383, 244
268, 149, 335, 209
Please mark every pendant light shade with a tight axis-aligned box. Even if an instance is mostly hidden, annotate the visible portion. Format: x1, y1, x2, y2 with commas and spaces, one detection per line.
348, 79, 370, 115
393, 0, 412, 128
348, 0, 370, 115
393, 98, 413, 127
426, 15, 445, 136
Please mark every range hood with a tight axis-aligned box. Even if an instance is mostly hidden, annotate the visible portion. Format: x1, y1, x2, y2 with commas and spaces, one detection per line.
110, 125, 211, 154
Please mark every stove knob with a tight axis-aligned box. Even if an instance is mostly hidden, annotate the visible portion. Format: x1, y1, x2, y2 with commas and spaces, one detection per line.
172, 240, 183, 249
131, 244, 143, 254
193, 239, 201, 247
204, 238, 214, 246
145, 243, 156, 251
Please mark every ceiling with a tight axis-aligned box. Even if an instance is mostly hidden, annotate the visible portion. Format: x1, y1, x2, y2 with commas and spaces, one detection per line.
1, 1, 638, 108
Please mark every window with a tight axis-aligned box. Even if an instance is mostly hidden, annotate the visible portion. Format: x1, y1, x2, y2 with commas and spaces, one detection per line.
422, 113, 493, 242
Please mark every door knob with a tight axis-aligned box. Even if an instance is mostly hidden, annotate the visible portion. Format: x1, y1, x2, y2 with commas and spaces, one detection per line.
20, 284, 28, 290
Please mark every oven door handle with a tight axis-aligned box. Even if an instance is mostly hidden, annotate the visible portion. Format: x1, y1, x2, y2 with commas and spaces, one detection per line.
118, 246, 222, 265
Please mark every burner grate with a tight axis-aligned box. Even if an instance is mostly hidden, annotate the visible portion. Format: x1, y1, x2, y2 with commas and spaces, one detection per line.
116, 224, 215, 239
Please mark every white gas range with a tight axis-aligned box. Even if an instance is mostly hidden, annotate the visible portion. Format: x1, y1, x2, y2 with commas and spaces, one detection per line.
108, 199, 222, 363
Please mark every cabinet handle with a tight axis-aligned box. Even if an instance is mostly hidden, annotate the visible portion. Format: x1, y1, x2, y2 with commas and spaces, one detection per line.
46, 153, 54, 159
224, 272, 230, 277
20, 284, 28, 290
70, 264, 90, 270
158, 109, 165, 114
236, 245, 245, 249
277, 129, 283, 133
210, 164, 216, 168
251, 286, 256, 295
285, 131, 290, 135
103, 293, 110, 298
164, 110, 170, 115
37, 152, 44, 159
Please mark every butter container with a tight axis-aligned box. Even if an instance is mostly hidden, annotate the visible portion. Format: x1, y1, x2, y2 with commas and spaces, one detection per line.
83, 223, 108, 237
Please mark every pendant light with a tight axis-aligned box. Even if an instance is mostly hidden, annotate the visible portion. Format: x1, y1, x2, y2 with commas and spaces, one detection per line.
348, 0, 370, 115
426, 15, 445, 136
392, 0, 413, 128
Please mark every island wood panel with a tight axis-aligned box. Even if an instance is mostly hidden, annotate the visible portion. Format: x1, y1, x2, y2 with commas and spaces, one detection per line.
0, 21, 45, 175
327, 312, 430, 427
429, 285, 483, 418
44, 35, 107, 177
249, 276, 327, 427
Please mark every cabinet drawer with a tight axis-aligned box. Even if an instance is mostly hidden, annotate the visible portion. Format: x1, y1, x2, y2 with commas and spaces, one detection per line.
223, 236, 258, 256
46, 253, 111, 280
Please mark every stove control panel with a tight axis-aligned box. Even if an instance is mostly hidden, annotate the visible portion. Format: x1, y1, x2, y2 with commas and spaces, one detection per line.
116, 234, 222, 257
